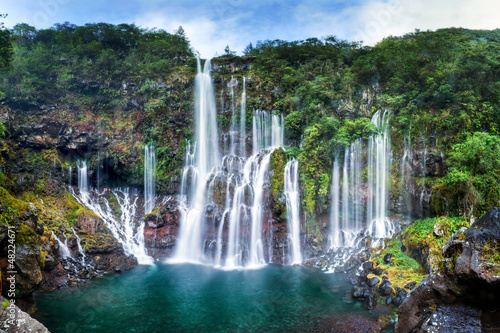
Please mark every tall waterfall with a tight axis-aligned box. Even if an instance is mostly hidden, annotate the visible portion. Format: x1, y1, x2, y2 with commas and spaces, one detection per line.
400, 133, 412, 218
173, 60, 285, 267
284, 159, 302, 264
329, 156, 340, 248
366, 110, 393, 238
329, 110, 394, 248
144, 144, 156, 215
173, 58, 220, 263
217, 117, 283, 268
73, 162, 153, 265
239, 77, 246, 157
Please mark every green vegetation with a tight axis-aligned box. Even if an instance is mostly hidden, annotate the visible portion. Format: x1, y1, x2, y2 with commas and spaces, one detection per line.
403, 216, 469, 275
270, 148, 286, 220
371, 239, 425, 290
435, 132, 500, 217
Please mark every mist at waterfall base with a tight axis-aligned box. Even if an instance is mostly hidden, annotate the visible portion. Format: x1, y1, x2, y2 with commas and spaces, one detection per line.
34, 263, 386, 333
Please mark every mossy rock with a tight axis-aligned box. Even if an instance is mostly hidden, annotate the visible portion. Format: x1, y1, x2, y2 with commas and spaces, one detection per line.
270, 148, 287, 221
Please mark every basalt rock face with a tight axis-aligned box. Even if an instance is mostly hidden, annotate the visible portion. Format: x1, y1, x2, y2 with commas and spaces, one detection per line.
396, 206, 500, 332
144, 199, 180, 258
390, 146, 446, 220
0, 296, 50, 333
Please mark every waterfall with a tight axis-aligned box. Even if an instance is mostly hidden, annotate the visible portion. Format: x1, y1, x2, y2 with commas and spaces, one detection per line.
74, 162, 153, 265
284, 159, 302, 264
252, 111, 283, 153
329, 156, 340, 248
351, 139, 363, 232
77, 160, 88, 195
366, 110, 393, 238
173, 58, 220, 263
172, 59, 287, 268
51, 231, 71, 259
240, 77, 246, 157
71, 227, 86, 263
144, 144, 156, 215
96, 152, 100, 192
69, 166, 72, 188
400, 133, 412, 218
228, 76, 238, 156
329, 110, 395, 248
248, 153, 271, 267
420, 145, 428, 217
342, 148, 350, 241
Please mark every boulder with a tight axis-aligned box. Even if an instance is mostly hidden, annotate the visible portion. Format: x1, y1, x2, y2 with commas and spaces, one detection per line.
396, 205, 500, 332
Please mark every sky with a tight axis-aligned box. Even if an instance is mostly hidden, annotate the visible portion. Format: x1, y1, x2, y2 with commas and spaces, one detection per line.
3, 0, 500, 57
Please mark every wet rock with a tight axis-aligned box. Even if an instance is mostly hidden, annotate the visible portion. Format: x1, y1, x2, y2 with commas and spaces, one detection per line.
13, 243, 43, 297
0, 296, 49, 332
383, 253, 392, 264
404, 281, 416, 290
373, 267, 383, 275
363, 293, 377, 310
75, 211, 106, 234
379, 281, 393, 296
362, 261, 374, 272
367, 276, 380, 287
352, 286, 366, 299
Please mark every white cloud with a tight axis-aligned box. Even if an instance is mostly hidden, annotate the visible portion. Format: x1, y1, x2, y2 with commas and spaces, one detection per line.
5, 0, 500, 56
350, 0, 500, 45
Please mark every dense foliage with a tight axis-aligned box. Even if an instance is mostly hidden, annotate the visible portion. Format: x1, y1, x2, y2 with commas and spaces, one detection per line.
1, 23, 499, 219
241, 28, 500, 219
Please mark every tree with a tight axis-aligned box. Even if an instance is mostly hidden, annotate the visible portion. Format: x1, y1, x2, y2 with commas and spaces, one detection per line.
243, 42, 253, 55
174, 26, 185, 38
0, 14, 13, 72
224, 45, 236, 56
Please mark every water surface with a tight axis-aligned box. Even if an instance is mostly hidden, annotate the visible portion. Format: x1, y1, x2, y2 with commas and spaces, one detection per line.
35, 263, 384, 333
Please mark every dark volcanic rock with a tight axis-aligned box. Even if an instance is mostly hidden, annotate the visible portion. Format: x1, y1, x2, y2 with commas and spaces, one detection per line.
396, 205, 500, 332
367, 276, 380, 287
363, 293, 377, 310
383, 253, 392, 264
143, 199, 181, 258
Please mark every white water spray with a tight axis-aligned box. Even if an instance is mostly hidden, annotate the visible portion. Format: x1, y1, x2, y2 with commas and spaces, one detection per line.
144, 144, 156, 215
284, 159, 302, 264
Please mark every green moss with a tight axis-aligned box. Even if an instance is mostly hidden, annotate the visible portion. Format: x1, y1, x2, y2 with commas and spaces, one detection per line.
482, 240, 500, 275
63, 192, 98, 225
371, 239, 426, 290
15, 223, 38, 246
270, 148, 286, 221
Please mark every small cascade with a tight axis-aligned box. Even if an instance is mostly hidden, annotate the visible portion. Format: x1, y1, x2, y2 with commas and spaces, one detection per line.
420, 145, 428, 217
71, 227, 86, 263
51, 231, 71, 259
73, 162, 153, 265
239, 77, 246, 157
366, 110, 393, 238
144, 144, 156, 215
329, 156, 341, 248
96, 152, 100, 192
400, 133, 412, 218
252, 111, 284, 153
77, 160, 88, 195
284, 159, 302, 264
69, 166, 72, 188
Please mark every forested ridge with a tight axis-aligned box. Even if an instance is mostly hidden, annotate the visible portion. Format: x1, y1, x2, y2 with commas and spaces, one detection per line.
1, 23, 499, 221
